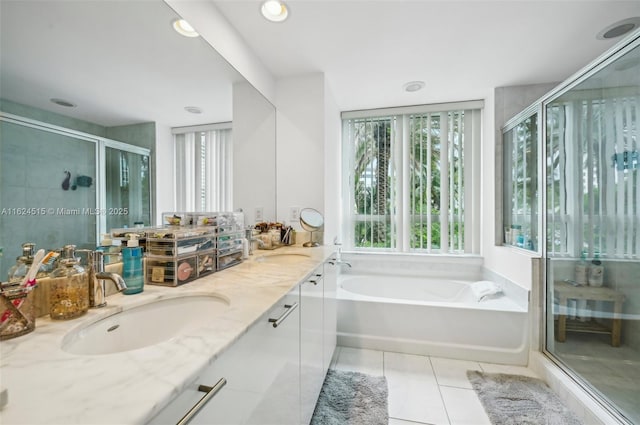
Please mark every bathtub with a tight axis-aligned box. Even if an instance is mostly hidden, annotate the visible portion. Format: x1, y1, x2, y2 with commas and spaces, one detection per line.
336, 255, 529, 365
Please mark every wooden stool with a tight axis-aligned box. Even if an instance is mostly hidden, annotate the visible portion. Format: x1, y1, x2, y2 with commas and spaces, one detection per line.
554, 281, 625, 347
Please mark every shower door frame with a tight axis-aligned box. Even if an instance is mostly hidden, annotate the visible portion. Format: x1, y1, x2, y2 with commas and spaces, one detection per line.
540, 30, 640, 425
0, 112, 153, 243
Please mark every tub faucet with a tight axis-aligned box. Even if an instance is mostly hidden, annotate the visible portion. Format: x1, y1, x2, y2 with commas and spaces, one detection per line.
332, 238, 351, 267
89, 251, 127, 307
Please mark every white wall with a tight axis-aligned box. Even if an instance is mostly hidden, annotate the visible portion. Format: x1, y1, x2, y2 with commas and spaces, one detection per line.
233, 81, 277, 224
275, 73, 325, 230
481, 83, 558, 291
323, 80, 342, 245
154, 123, 174, 225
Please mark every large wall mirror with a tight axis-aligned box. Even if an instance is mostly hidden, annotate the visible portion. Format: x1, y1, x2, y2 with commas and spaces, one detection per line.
0, 0, 276, 278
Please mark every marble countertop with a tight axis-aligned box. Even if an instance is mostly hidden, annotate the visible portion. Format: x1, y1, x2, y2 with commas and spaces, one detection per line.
0, 245, 334, 425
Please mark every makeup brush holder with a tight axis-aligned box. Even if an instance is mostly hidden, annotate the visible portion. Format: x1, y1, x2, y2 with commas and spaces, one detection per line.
0, 284, 37, 340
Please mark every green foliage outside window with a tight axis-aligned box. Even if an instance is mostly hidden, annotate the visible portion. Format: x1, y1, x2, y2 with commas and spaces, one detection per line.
349, 110, 467, 252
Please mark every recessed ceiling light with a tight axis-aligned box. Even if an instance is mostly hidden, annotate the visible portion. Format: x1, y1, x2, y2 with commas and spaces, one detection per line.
597, 17, 640, 40
261, 0, 289, 22
403, 81, 426, 92
184, 106, 202, 114
173, 19, 199, 38
614, 57, 640, 72
50, 98, 76, 108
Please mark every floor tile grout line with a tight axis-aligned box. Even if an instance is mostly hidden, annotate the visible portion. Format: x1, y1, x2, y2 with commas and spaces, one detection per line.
439, 383, 475, 390
383, 350, 386, 377
428, 356, 453, 425
388, 415, 434, 424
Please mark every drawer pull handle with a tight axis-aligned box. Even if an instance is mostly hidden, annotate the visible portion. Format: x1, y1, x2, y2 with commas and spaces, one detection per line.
308, 273, 323, 285
176, 377, 227, 425
268, 302, 299, 328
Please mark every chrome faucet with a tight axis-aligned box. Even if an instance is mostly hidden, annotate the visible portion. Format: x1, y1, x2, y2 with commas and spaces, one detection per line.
249, 237, 265, 255
89, 251, 127, 307
335, 259, 352, 268
332, 238, 352, 268
246, 227, 265, 255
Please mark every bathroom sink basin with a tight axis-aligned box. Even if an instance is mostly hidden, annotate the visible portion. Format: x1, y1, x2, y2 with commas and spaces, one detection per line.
61, 295, 229, 355
255, 253, 311, 263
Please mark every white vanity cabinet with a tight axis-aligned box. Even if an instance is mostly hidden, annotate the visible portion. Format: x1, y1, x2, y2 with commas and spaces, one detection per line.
300, 265, 325, 424
149, 286, 300, 425
148, 253, 338, 425
323, 257, 338, 372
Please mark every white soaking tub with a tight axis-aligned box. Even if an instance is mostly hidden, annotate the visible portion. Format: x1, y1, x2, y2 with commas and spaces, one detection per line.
336, 254, 529, 365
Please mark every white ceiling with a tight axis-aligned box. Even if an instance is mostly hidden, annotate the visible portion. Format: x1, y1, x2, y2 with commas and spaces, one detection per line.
1, 1, 638, 127
0, 1, 244, 128
213, 0, 640, 111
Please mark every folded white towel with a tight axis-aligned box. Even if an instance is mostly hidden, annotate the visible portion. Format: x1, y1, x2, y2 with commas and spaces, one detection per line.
471, 280, 503, 302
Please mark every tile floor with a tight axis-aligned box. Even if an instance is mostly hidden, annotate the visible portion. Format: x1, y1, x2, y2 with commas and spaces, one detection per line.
553, 332, 640, 423
330, 346, 541, 425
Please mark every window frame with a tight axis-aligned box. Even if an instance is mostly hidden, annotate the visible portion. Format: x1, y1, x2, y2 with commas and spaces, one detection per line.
172, 122, 232, 212
342, 100, 483, 254
500, 104, 543, 253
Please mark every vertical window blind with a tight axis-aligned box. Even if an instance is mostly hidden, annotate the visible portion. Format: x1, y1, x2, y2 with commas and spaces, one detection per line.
546, 94, 639, 259
342, 101, 482, 253
174, 124, 232, 212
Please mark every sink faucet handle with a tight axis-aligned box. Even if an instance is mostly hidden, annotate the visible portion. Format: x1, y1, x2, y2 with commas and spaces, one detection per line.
93, 250, 105, 273
75, 249, 96, 270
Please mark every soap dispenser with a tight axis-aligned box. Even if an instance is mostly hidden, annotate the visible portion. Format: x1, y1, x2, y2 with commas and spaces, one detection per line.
98, 233, 121, 264
122, 234, 144, 295
8, 242, 48, 283
49, 245, 89, 320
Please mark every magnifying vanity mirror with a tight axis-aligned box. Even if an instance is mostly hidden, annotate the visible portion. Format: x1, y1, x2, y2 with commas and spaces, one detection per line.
0, 0, 276, 278
299, 208, 324, 247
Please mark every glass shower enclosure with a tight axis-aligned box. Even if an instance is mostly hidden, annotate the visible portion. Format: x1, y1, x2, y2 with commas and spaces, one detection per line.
544, 35, 640, 424
0, 113, 152, 279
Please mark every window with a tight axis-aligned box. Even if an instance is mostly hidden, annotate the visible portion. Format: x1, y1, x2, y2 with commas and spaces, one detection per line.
502, 111, 539, 251
342, 102, 482, 253
174, 123, 232, 212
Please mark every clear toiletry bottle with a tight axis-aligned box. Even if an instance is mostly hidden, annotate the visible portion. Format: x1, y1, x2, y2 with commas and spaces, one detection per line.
122, 234, 144, 295
588, 254, 604, 287
8, 242, 48, 283
49, 245, 89, 320
574, 250, 588, 285
510, 224, 522, 247
7, 254, 27, 283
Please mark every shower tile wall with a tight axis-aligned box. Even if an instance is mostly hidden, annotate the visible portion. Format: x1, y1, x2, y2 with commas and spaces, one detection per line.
106, 122, 155, 151
0, 100, 156, 278
0, 120, 97, 278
